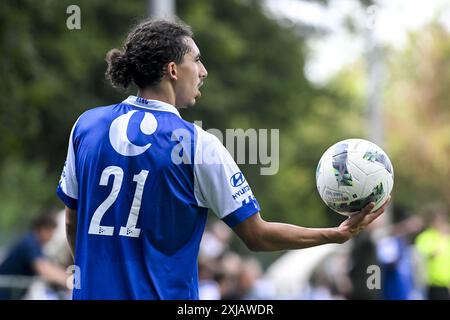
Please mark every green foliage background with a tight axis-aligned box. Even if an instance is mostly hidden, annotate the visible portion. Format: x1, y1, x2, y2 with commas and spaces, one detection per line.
1, 0, 449, 246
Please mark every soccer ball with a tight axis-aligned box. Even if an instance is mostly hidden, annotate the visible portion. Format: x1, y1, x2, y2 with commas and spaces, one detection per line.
316, 138, 394, 216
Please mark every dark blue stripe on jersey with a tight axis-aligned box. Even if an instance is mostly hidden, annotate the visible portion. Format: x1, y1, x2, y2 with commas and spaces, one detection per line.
222, 199, 260, 228
56, 185, 78, 209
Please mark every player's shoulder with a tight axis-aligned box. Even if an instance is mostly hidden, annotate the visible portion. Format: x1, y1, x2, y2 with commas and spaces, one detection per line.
193, 123, 222, 146
77, 104, 116, 122
72, 103, 117, 132
192, 123, 232, 164
170, 114, 196, 132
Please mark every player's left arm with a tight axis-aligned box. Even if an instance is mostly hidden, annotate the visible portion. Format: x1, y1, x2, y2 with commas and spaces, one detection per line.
233, 212, 340, 251
233, 198, 390, 251
192, 124, 390, 252
65, 206, 77, 259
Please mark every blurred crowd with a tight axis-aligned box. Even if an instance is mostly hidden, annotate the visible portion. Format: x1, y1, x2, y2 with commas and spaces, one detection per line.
1, 205, 450, 300
198, 221, 276, 300
198, 203, 450, 300
0, 210, 72, 300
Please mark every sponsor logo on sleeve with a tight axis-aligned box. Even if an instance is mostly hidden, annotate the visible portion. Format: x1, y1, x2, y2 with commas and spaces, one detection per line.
230, 172, 246, 187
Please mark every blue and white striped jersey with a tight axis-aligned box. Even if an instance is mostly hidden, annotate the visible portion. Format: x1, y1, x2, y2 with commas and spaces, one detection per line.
57, 96, 260, 299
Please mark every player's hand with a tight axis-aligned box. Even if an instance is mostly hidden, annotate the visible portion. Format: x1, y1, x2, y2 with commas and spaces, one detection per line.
334, 196, 391, 243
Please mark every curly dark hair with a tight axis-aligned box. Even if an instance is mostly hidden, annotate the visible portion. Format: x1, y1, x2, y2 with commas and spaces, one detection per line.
105, 19, 193, 89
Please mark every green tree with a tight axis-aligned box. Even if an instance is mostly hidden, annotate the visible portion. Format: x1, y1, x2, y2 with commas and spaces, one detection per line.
0, 0, 146, 234
385, 23, 450, 210
0, 0, 360, 239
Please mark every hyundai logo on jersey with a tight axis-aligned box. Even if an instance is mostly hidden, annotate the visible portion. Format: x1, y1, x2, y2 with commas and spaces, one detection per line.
230, 172, 246, 187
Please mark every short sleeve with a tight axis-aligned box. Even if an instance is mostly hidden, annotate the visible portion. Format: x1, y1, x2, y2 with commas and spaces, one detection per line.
56, 120, 79, 209
193, 125, 260, 228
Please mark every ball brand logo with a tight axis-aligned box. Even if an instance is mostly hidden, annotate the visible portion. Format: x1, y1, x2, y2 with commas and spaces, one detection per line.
109, 110, 158, 156
230, 172, 246, 187
363, 150, 393, 174
332, 143, 353, 187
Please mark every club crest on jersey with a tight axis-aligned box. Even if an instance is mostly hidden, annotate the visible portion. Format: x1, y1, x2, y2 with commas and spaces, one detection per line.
109, 110, 158, 156
230, 172, 246, 187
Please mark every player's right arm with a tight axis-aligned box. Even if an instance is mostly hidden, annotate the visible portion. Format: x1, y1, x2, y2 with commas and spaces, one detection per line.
233, 199, 389, 251
57, 119, 80, 259
65, 207, 77, 259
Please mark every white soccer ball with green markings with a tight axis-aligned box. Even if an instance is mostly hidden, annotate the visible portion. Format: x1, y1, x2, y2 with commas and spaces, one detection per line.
316, 138, 394, 216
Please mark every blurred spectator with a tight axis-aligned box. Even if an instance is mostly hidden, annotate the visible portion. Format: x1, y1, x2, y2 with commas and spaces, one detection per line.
44, 210, 72, 267
198, 257, 221, 300
199, 221, 232, 261
198, 277, 221, 300
376, 212, 425, 300
303, 250, 349, 300
0, 212, 69, 299
198, 221, 234, 300
308, 269, 342, 300
235, 257, 276, 300
346, 229, 381, 299
217, 251, 242, 299
415, 208, 450, 299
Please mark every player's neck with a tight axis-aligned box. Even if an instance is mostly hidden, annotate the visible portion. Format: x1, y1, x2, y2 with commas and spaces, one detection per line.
137, 83, 175, 107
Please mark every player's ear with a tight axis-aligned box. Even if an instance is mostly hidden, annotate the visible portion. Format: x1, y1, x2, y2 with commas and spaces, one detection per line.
167, 62, 178, 80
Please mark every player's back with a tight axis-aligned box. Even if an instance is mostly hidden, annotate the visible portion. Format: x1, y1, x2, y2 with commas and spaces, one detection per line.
63, 96, 207, 299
